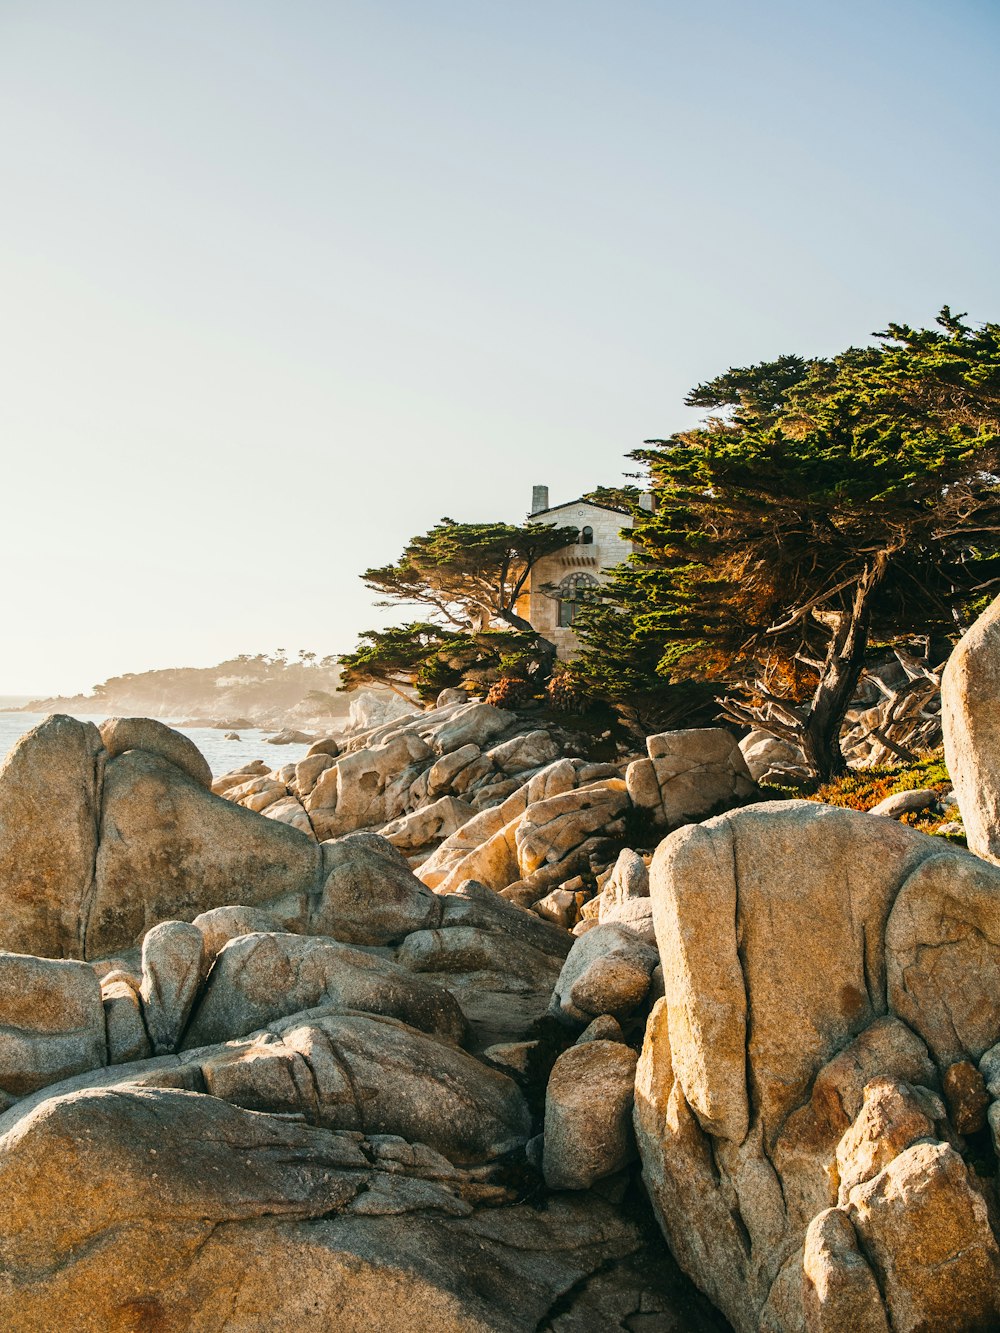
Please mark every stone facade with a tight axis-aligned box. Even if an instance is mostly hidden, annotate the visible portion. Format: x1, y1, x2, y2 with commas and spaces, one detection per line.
522, 492, 635, 658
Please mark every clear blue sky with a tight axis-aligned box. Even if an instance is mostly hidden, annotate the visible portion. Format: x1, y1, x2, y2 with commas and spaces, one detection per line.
2, 0, 998, 694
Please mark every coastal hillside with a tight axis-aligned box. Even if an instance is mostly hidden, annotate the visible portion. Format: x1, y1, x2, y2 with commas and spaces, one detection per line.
23, 652, 347, 729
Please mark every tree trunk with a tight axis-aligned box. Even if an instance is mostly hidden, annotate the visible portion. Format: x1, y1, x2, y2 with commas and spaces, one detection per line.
799, 556, 889, 781
382, 679, 421, 705
497, 606, 540, 634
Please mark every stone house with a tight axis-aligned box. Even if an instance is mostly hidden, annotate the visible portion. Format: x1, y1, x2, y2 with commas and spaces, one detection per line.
520, 485, 638, 658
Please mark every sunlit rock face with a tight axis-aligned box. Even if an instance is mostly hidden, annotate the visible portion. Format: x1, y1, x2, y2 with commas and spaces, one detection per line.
0, 712, 733, 1330
943, 590, 1000, 865
635, 799, 1000, 1333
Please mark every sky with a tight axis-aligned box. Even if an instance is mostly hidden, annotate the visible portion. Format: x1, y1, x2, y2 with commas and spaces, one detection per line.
1, 0, 998, 695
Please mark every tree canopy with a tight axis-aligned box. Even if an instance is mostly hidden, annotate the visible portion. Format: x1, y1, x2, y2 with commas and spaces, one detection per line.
580, 484, 645, 513
361, 518, 578, 634
342, 517, 580, 703
338, 622, 545, 703
576, 308, 1000, 777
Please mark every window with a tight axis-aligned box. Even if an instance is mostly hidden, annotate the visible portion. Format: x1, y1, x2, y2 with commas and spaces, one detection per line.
580, 525, 594, 545
556, 572, 600, 628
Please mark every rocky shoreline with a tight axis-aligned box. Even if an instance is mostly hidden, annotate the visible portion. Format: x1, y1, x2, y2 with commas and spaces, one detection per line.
0, 598, 998, 1327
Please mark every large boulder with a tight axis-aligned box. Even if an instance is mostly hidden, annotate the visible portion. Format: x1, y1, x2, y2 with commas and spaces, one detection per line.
315, 833, 441, 944
885, 851, 1000, 1065
600, 847, 649, 910
191, 904, 294, 961
426, 776, 628, 900
381, 796, 474, 853
635, 799, 998, 1333
0, 1007, 530, 1168
942, 591, 1000, 863
423, 703, 514, 755
201, 1011, 530, 1163
0, 715, 104, 958
397, 881, 572, 1049
307, 732, 433, 838
485, 730, 560, 776
417, 759, 594, 892
551, 922, 659, 1025
626, 727, 756, 829
139, 920, 206, 1054
89, 750, 320, 958
102, 977, 150, 1065
427, 743, 481, 796
802, 1208, 891, 1333
0, 952, 106, 1098
739, 730, 808, 784
514, 780, 629, 877
182, 931, 467, 1049
98, 717, 212, 790
542, 1040, 639, 1190
844, 1142, 1000, 1332
261, 793, 316, 839
0, 1074, 712, 1331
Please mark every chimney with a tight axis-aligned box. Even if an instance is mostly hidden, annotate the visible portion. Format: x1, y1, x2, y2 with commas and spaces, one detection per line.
639, 491, 655, 512
531, 484, 549, 515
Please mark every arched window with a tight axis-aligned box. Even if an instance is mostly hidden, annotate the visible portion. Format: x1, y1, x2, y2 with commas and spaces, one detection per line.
580, 526, 594, 545
556, 572, 600, 628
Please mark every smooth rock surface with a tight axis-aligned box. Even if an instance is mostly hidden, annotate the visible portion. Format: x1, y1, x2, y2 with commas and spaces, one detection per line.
99, 716, 212, 790
942, 590, 1000, 863
636, 801, 977, 1333
543, 1039, 639, 1190
846, 1142, 1000, 1333
0, 715, 104, 958
551, 923, 659, 1025
139, 920, 206, 1054
182, 931, 467, 1049
315, 832, 442, 944
0, 951, 106, 1096
91, 750, 321, 958
802, 1207, 889, 1333
626, 728, 755, 829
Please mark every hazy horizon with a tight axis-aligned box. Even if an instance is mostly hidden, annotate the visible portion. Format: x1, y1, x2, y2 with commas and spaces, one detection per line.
3, 1, 999, 695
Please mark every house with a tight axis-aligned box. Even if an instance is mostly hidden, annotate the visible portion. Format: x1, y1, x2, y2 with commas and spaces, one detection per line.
521, 484, 638, 658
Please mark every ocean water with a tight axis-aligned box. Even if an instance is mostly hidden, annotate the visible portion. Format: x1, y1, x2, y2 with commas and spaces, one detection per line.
0, 710, 315, 777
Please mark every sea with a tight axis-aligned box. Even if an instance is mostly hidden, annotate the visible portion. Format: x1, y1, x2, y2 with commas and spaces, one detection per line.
0, 699, 315, 777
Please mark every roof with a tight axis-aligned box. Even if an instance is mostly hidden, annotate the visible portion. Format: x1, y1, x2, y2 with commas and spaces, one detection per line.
527, 497, 633, 518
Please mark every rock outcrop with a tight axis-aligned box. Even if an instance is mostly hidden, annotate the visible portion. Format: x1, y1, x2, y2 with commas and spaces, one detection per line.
635, 798, 1000, 1333
13, 683, 1000, 1329
942, 589, 1000, 863
626, 728, 756, 829
0, 715, 104, 958
0, 706, 740, 1328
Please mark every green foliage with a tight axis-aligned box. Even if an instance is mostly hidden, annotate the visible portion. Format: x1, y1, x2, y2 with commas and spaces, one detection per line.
572, 594, 720, 735
580, 484, 644, 513
339, 624, 454, 693
803, 750, 964, 842
415, 654, 464, 698
346, 515, 581, 703
576, 308, 1000, 772
362, 518, 578, 633
339, 623, 544, 703
684, 353, 811, 426
811, 752, 951, 810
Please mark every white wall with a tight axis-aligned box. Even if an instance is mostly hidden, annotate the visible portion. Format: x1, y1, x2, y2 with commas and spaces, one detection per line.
525, 502, 633, 657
